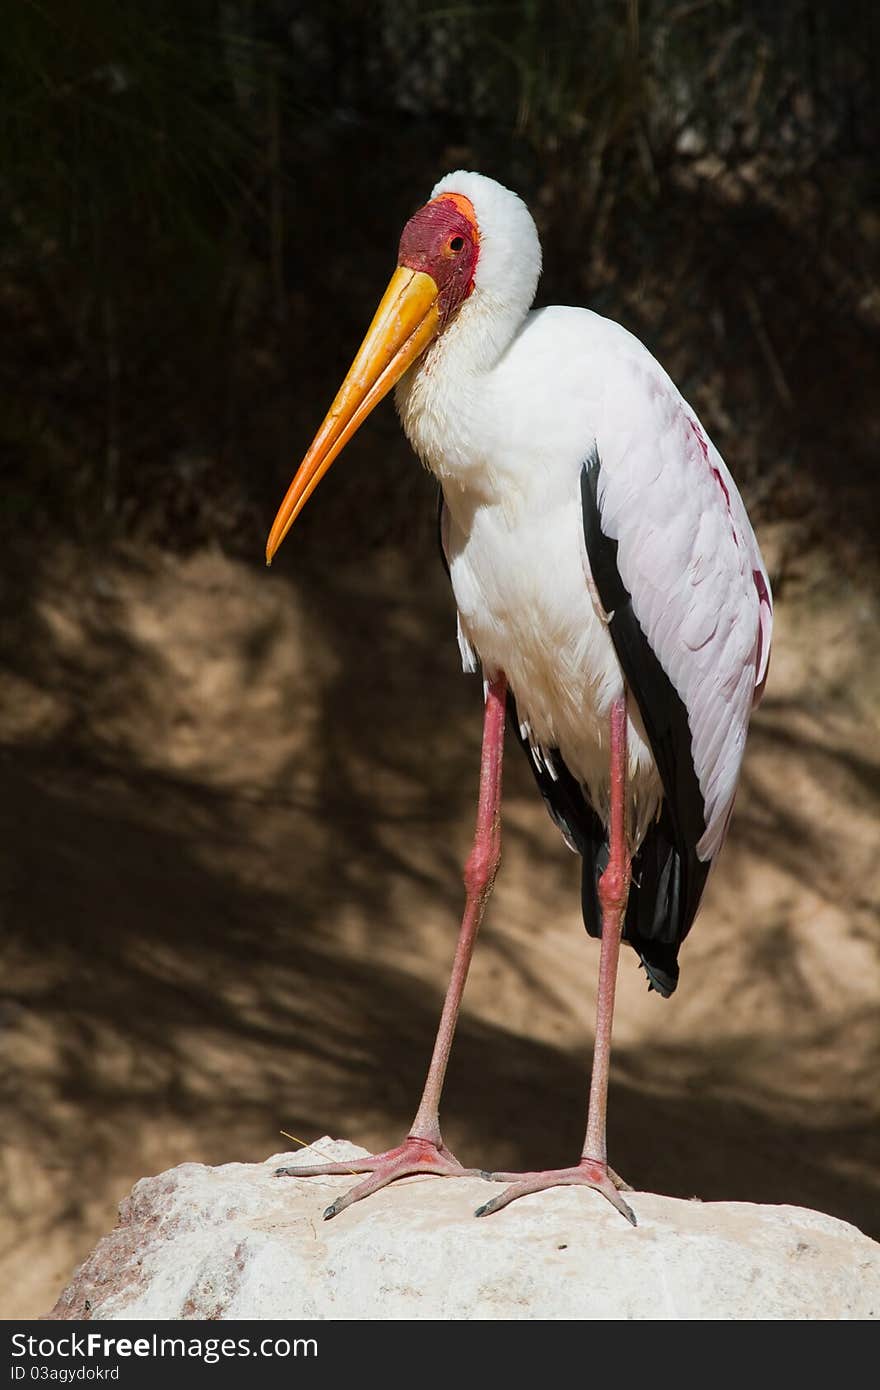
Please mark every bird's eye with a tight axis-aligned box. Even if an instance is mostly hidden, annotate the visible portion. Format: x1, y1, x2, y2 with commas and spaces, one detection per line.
449, 235, 465, 253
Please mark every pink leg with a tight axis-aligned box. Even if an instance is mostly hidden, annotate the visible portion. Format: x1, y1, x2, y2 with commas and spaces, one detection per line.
476, 693, 636, 1225
277, 675, 508, 1218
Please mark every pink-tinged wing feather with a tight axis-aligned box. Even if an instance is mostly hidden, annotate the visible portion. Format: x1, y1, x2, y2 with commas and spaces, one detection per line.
595, 356, 772, 861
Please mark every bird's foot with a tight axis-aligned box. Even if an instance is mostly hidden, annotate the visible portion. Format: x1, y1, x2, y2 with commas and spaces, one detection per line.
275, 1135, 475, 1220
476, 1158, 637, 1225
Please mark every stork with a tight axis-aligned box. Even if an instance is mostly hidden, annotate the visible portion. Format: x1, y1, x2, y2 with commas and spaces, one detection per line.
268, 172, 772, 1224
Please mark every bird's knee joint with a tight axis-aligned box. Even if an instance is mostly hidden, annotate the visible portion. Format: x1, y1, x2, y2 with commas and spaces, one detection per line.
598, 864, 629, 915
464, 843, 501, 898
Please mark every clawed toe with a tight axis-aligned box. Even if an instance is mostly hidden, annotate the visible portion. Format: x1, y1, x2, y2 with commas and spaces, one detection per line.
475, 1161, 637, 1225
276, 1159, 366, 1178
276, 1136, 474, 1218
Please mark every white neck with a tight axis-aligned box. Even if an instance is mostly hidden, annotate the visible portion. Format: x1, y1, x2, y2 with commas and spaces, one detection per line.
393, 170, 542, 489
393, 295, 526, 484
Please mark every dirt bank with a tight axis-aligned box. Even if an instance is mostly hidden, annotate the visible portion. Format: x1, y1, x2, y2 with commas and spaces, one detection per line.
1, 532, 878, 1316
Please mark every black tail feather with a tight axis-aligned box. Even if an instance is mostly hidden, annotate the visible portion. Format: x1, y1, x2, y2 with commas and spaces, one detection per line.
580, 803, 709, 997
509, 693, 710, 998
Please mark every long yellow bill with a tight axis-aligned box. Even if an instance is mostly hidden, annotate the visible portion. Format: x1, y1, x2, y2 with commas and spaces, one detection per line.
265, 266, 441, 564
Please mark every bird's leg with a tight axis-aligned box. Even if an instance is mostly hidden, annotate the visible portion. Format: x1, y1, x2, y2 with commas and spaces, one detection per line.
407, 673, 507, 1142
277, 674, 508, 1219
477, 693, 636, 1224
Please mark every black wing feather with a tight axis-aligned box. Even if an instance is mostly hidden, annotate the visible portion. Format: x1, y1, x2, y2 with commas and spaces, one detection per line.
579, 446, 711, 992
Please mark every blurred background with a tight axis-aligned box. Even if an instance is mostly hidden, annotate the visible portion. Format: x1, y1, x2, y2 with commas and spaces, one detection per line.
2, 0, 878, 1316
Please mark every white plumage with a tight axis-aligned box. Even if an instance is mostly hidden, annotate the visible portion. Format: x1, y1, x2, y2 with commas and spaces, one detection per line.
397, 170, 772, 860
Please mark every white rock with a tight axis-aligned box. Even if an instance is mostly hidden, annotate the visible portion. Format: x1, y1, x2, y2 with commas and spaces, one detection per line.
48, 1140, 880, 1321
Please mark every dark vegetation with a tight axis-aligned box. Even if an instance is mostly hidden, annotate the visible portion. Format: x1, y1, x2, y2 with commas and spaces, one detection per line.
2, 0, 878, 567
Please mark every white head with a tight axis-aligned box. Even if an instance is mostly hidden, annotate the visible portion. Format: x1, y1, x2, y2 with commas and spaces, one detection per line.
424, 171, 542, 351
266, 172, 542, 560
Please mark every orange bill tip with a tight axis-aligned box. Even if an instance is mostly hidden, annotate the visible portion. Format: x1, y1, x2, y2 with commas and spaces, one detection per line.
265, 266, 441, 564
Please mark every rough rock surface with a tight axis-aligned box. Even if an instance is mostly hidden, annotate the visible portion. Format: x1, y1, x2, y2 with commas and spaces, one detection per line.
49, 1140, 880, 1320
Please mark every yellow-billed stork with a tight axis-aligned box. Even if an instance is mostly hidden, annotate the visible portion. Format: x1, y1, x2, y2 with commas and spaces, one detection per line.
268, 172, 773, 1224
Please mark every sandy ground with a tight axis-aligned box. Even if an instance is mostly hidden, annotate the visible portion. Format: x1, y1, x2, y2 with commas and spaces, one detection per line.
1, 530, 878, 1317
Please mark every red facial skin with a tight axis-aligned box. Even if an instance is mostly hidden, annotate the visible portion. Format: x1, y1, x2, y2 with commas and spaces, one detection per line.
398, 195, 480, 328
